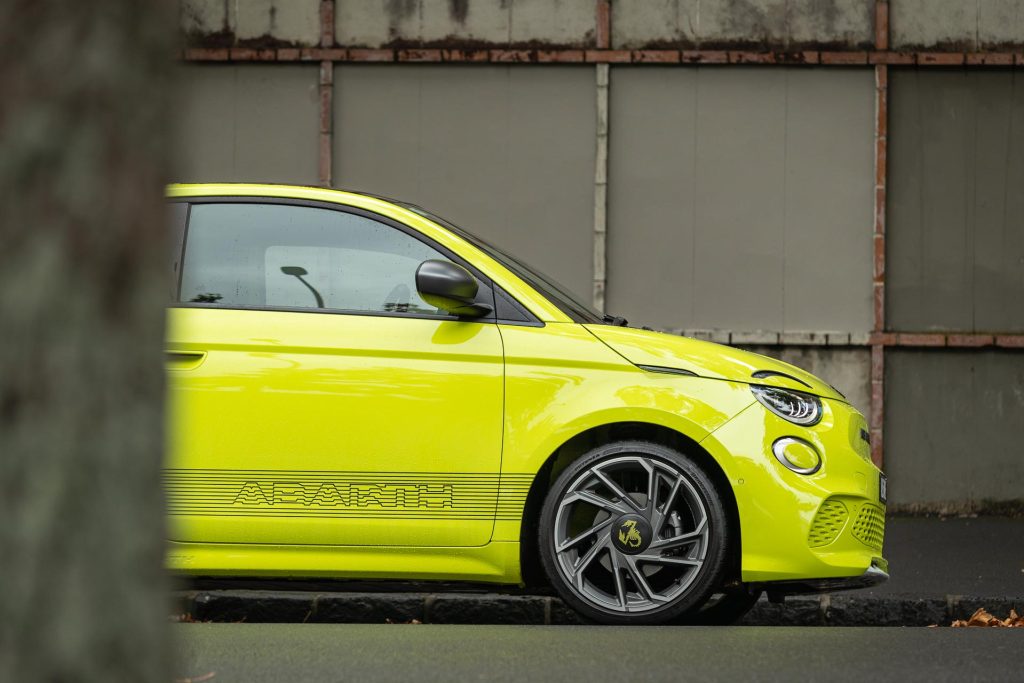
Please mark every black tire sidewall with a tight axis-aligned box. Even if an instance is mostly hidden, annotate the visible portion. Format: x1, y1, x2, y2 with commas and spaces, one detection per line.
538, 440, 731, 625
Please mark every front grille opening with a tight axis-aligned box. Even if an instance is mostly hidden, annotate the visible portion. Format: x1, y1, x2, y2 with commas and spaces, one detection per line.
808, 499, 849, 547
851, 503, 885, 551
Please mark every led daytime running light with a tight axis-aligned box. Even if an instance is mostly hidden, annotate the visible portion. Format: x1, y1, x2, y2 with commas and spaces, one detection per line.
751, 385, 822, 426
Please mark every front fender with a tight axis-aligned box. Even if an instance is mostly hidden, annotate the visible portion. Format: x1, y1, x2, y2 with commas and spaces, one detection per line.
494, 322, 755, 542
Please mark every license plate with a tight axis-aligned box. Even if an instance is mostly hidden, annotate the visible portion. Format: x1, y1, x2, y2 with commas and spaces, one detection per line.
879, 473, 888, 504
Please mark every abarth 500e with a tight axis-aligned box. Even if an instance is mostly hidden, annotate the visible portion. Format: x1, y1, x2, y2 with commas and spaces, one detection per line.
164, 183, 887, 625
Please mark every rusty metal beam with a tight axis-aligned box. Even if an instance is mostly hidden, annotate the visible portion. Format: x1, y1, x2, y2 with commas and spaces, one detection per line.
318, 60, 332, 187
319, 0, 334, 50
317, 1, 335, 187
870, 333, 1024, 348
182, 47, 1024, 67
595, 0, 610, 51
593, 63, 609, 313
868, 1, 889, 469
874, 0, 889, 52
643, 330, 1024, 348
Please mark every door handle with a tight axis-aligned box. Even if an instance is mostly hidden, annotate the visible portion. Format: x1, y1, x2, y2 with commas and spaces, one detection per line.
165, 350, 207, 370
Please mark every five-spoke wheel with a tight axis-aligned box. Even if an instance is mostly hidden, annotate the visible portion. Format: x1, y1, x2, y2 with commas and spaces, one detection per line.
539, 441, 731, 624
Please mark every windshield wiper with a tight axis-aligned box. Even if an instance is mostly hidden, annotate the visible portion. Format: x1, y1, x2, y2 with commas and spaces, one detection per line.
602, 314, 629, 327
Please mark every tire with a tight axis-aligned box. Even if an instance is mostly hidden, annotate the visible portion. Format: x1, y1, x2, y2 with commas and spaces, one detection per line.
538, 440, 731, 625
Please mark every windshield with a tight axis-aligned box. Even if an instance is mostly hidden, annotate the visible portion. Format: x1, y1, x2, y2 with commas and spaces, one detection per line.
400, 203, 604, 324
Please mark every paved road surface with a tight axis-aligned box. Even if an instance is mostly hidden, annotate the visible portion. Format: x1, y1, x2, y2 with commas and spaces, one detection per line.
174, 623, 1022, 682
867, 517, 1024, 597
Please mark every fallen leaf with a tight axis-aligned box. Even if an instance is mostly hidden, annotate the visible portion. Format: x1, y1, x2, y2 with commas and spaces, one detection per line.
950, 607, 1024, 627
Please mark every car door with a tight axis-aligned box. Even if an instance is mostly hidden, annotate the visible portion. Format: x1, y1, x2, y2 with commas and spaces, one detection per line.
164, 200, 504, 547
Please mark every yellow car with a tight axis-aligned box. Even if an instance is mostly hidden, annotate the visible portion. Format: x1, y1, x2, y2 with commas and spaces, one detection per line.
165, 183, 888, 625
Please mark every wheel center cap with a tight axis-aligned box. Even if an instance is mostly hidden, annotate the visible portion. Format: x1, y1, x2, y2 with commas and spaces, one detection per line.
611, 514, 652, 555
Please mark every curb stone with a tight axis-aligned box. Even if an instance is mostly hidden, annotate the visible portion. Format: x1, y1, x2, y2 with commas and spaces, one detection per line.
823, 595, 947, 627
173, 590, 1024, 627
313, 592, 425, 624
192, 590, 315, 623
429, 594, 548, 624
740, 595, 822, 626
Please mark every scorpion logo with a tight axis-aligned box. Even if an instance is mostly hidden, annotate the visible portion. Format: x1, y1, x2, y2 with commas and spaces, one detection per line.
617, 519, 643, 549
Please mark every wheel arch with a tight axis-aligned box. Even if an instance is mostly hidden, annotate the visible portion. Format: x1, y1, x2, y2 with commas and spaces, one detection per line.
518, 421, 742, 589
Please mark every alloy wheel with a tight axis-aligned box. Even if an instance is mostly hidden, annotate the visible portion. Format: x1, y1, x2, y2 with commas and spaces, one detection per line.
551, 455, 711, 614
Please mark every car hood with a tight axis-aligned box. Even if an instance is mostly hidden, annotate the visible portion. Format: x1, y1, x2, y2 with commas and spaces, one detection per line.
584, 325, 846, 402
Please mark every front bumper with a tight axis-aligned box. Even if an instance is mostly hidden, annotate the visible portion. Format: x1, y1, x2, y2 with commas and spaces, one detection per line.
701, 395, 888, 586
754, 559, 889, 597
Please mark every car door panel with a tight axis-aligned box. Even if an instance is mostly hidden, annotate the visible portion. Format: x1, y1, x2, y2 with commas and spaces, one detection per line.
166, 307, 504, 547
164, 201, 505, 548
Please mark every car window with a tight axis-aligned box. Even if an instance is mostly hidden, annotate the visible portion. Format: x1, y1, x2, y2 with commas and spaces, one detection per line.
179, 203, 451, 315
399, 203, 604, 324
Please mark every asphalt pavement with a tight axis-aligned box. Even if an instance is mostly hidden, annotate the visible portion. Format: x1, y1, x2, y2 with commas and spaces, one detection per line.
174, 623, 1024, 683
867, 516, 1024, 597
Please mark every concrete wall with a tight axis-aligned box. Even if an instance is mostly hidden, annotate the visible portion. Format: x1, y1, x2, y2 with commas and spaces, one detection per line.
333, 65, 597, 299
177, 0, 1024, 51
891, 0, 1024, 50
180, 0, 880, 50
335, 0, 597, 47
887, 70, 1024, 333
885, 350, 1024, 510
175, 65, 320, 185
607, 67, 874, 333
181, 0, 322, 45
612, 0, 874, 49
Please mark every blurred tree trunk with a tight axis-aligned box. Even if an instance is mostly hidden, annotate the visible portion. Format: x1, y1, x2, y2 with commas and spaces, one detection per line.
0, 1, 175, 680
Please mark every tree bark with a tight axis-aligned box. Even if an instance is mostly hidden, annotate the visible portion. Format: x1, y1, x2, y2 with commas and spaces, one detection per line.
0, 1, 175, 680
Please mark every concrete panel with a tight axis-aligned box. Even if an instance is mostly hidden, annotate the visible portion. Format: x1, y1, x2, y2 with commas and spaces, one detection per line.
885, 350, 1024, 508
181, 0, 321, 45
699, 0, 789, 47
786, 0, 874, 48
413, 1, 512, 45
233, 0, 321, 44
607, 67, 873, 333
890, 0, 977, 50
612, 0, 872, 49
175, 65, 319, 185
334, 0, 392, 47
335, 0, 595, 48
611, 0, 699, 49
181, 0, 227, 36
605, 68, 698, 325
738, 345, 871, 416
783, 69, 875, 331
333, 65, 596, 300
692, 68, 786, 330
892, 0, 1024, 50
979, 0, 1024, 49
887, 70, 1024, 332
509, 0, 597, 45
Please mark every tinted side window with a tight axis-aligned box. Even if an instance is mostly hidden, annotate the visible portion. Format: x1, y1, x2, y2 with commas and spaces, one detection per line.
180, 203, 454, 315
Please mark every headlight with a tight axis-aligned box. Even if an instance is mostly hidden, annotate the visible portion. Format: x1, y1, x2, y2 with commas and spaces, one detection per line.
751, 385, 822, 426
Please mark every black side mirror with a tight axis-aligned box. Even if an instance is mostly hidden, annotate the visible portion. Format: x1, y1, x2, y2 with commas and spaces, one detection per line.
415, 260, 493, 318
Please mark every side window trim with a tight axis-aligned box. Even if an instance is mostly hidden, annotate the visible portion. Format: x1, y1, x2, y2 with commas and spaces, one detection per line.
168, 200, 189, 301
174, 197, 499, 323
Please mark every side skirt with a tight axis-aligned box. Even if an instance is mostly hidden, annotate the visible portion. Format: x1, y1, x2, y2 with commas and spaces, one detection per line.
166, 540, 522, 584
